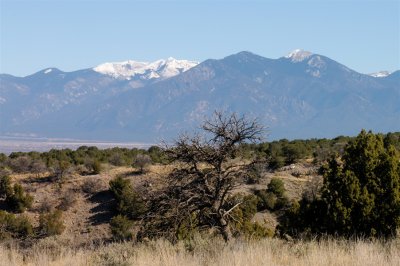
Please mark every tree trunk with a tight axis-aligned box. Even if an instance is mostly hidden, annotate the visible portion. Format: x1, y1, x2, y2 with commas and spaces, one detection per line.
219, 215, 232, 242
221, 224, 232, 242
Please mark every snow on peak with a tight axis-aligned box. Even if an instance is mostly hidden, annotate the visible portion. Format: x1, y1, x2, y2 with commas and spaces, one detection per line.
369, 71, 391, 78
93, 58, 199, 80
285, 49, 313, 62
44, 68, 53, 74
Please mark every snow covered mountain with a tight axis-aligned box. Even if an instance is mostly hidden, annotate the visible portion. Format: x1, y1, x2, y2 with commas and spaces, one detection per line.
0, 51, 399, 142
369, 71, 392, 78
93, 57, 198, 80
284, 49, 313, 62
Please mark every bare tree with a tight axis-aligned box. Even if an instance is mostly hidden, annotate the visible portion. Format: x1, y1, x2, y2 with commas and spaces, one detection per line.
302, 175, 323, 202
31, 160, 47, 178
138, 112, 264, 242
133, 154, 152, 173
9, 156, 32, 173
52, 161, 74, 184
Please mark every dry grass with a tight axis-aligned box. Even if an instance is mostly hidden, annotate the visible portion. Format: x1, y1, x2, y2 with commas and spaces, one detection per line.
1, 237, 399, 266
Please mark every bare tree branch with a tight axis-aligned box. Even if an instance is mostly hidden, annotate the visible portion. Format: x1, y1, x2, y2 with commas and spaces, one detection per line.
138, 111, 265, 242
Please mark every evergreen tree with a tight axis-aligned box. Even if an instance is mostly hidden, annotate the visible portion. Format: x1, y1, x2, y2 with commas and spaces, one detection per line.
322, 130, 400, 237
279, 130, 400, 238
6, 184, 34, 213
0, 175, 12, 199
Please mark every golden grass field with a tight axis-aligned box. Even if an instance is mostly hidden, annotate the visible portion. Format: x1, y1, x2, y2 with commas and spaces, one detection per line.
1, 236, 399, 266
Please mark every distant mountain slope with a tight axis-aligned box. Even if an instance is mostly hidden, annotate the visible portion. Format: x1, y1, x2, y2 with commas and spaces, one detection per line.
0, 58, 198, 139
0, 51, 399, 141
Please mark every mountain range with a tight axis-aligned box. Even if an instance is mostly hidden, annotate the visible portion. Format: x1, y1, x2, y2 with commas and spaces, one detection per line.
0, 50, 399, 142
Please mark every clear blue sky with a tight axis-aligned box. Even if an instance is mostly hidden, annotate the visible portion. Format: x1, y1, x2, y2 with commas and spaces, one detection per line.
0, 0, 399, 77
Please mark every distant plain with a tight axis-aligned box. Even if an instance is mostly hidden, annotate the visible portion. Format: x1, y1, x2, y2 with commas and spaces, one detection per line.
0, 137, 151, 154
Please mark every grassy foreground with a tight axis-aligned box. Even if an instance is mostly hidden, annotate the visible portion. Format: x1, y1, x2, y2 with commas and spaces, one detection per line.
1, 237, 399, 266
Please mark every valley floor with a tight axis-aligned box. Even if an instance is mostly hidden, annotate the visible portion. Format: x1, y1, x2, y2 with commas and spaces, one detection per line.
0, 138, 151, 154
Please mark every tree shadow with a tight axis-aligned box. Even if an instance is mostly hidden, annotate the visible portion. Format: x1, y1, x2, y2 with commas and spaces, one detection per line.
21, 175, 55, 184
118, 170, 143, 178
88, 190, 116, 226
0, 199, 11, 212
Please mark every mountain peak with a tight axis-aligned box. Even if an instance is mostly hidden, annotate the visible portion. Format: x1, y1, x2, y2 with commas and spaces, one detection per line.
93, 58, 199, 80
284, 49, 313, 62
28, 67, 62, 77
223, 51, 269, 64
236, 51, 257, 56
369, 71, 392, 78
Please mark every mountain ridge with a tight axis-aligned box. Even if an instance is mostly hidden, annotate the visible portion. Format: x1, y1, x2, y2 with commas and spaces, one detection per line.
2, 49, 396, 78
0, 50, 399, 142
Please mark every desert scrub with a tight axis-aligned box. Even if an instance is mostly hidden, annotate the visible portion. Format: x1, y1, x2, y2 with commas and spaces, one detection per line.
57, 190, 76, 211
0, 211, 33, 240
39, 210, 65, 236
110, 215, 134, 241
6, 184, 34, 213
81, 177, 104, 194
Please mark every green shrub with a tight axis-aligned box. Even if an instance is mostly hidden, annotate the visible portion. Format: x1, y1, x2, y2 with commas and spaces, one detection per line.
230, 206, 272, 239
1, 176, 33, 213
268, 155, 285, 170
109, 176, 130, 201
259, 191, 277, 210
39, 210, 65, 236
241, 221, 274, 239
277, 198, 327, 238
282, 144, 307, 164
117, 188, 146, 219
0, 175, 12, 199
110, 215, 133, 241
176, 213, 199, 241
0, 211, 33, 240
109, 176, 146, 219
255, 178, 288, 211
240, 194, 259, 221
83, 159, 102, 175
6, 184, 33, 213
267, 178, 285, 198
92, 160, 102, 174
148, 146, 167, 164
229, 194, 269, 238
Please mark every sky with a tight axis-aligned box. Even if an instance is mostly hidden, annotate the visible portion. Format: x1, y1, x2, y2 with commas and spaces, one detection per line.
0, 0, 399, 77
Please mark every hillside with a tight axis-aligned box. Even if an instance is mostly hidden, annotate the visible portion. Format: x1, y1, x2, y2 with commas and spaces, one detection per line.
1, 157, 399, 266
5, 163, 311, 247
